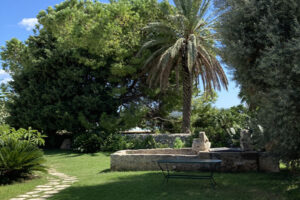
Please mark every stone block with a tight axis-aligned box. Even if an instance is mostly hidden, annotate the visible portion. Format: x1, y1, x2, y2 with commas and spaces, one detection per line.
259, 153, 280, 172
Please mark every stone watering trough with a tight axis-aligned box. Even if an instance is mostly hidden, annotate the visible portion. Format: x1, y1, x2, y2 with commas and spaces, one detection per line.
111, 132, 279, 172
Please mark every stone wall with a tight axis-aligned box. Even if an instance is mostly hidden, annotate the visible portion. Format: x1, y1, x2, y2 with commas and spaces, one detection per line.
110, 148, 279, 172
123, 133, 191, 147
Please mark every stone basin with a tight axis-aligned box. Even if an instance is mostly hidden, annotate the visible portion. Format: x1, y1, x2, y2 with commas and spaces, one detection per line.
110, 148, 279, 172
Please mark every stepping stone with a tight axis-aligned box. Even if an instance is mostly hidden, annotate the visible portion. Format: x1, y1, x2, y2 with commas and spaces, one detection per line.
18, 195, 31, 198
56, 185, 71, 188
28, 198, 46, 200
44, 190, 60, 194
36, 185, 52, 188
26, 191, 40, 195
35, 188, 53, 191
10, 198, 25, 200
62, 182, 75, 184
65, 178, 77, 181
48, 182, 60, 185
41, 195, 53, 198
10, 170, 78, 200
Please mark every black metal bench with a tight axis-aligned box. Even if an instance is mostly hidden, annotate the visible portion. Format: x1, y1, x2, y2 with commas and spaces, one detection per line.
157, 159, 222, 187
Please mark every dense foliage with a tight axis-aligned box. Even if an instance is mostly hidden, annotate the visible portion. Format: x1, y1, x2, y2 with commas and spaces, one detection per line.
0, 126, 46, 184
0, 0, 182, 145
73, 133, 169, 153
0, 125, 46, 146
218, 0, 300, 167
140, 0, 228, 133
0, 86, 11, 124
195, 105, 249, 147
72, 133, 103, 153
173, 137, 185, 149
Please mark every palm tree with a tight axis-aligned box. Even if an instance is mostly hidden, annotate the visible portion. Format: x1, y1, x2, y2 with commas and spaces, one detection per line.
139, 0, 228, 133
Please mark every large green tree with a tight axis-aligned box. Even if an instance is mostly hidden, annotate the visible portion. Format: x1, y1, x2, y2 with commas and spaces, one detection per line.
0, 0, 180, 143
139, 0, 228, 133
218, 0, 300, 167
1, 32, 119, 139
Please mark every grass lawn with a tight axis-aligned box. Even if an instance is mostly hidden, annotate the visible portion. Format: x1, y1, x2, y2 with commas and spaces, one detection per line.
1, 150, 299, 200
0, 174, 48, 200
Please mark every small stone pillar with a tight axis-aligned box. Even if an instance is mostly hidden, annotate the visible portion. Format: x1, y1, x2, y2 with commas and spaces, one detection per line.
192, 132, 211, 152
259, 152, 280, 172
240, 129, 254, 151
60, 138, 71, 150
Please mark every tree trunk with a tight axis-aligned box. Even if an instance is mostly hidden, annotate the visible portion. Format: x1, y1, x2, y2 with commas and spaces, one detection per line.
181, 45, 192, 134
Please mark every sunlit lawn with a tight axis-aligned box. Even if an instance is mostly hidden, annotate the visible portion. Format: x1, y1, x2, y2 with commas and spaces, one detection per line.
1, 150, 299, 200
0, 173, 48, 200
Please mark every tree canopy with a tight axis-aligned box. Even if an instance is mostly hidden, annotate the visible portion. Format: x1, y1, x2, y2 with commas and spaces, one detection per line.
0, 0, 183, 145
218, 0, 300, 167
139, 0, 228, 133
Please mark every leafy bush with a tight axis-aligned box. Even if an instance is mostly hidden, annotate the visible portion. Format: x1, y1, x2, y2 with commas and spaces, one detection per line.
192, 105, 249, 147
135, 136, 156, 149
101, 134, 131, 152
72, 133, 103, 153
0, 125, 47, 184
100, 134, 169, 152
0, 125, 46, 146
173, 137, 184, 149
0, 139, 46, 184
0, 91, 9, 125
218, 0, 300, 168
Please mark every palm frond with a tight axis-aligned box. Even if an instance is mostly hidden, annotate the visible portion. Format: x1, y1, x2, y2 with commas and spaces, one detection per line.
138, 37, 173, 56
141, 45, 170, 74
196, 46, 228, 91
198, 0, 210, 20
143, 22, 177, 37
139, 0, 228, 92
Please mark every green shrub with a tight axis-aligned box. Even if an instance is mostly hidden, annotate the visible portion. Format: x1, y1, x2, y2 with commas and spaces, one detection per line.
137, 136, 156, 149
100, 134, 170, 152
130, 136, 169, 149
192, 105, 249, 147
101, 134, 130, 152
173, 137, 184, 149
0, 139, 46, 184
0, 125, 46, 146
72, 133, 103, 153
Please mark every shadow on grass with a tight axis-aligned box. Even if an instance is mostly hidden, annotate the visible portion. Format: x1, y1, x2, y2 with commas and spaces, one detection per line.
43, 149, 111, 157
98, 169, 111, 174
47, 172, 299, 200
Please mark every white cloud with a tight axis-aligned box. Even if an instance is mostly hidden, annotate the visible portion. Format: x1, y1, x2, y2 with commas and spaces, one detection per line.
0, 70, 8, 76
18, 18, 38, 31
0, 77, 12, 84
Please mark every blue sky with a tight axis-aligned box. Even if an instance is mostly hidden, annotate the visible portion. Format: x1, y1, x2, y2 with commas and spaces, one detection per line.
0, 0, 241, 108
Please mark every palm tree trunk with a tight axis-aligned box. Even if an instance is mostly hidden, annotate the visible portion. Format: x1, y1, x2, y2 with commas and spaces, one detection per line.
181, 46, 192, 133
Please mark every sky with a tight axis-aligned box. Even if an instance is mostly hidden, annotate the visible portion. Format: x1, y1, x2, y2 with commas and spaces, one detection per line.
0, 0, 241, 108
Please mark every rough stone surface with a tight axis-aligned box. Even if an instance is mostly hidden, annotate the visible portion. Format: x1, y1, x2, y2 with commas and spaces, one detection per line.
18, 195, 31, 198
192, 132, 211, 152
240, 129, 255, 151
123, 133, 191, 147
259, 152, 280, 172
111, 148, 279, 172
10, 169, 78, 200
60, 138, 71, 150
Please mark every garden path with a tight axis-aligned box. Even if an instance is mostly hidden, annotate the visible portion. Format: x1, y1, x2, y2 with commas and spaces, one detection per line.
9, 169, 78, 200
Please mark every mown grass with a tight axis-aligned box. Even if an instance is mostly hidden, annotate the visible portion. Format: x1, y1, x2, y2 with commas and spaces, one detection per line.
45, 150, 300, 200
1, 150, 299, 200
0, 173, 48, 200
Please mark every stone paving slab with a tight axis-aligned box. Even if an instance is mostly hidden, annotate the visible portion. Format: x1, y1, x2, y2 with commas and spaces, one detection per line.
9, 169, 78, 200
